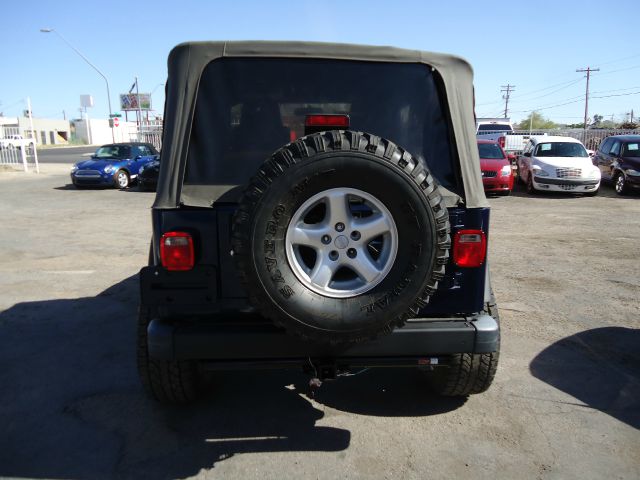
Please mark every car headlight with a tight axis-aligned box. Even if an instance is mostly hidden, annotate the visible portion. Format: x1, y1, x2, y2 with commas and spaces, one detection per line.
70, 165, 78, 173
534, 169, 550, 177
500, 165, 511, 177
626, 169, 640, 176
103, 165, 115, 174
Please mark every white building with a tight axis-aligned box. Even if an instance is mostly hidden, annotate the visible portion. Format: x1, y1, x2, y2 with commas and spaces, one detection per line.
72, 118, 139, 145
0, 116, 71, 145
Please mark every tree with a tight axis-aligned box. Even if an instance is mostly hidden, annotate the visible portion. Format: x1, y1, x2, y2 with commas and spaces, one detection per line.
619, 121, 639, 130
516, 112, 558, 130
592, 114, 603, 127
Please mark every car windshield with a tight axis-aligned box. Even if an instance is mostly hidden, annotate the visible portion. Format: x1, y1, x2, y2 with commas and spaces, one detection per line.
94, 145, 130, 159
622, 142, 640, 157
478, 143, 505, 159
536, 142, 587, 157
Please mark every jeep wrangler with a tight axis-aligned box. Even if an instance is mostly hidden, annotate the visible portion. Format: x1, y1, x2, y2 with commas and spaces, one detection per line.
138, 41, 500, 403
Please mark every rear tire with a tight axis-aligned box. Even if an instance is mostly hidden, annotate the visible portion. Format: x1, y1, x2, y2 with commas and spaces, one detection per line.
137, 307, 201, 403
428, 295, 500, 396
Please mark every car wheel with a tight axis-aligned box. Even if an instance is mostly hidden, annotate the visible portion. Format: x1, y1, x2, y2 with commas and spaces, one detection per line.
232, 131, 451, 345
614, 173, 628, 195
526, 174, 537, 195
115, 169, 129, 189
428, 293, 500, 396
137, 306, 201, 403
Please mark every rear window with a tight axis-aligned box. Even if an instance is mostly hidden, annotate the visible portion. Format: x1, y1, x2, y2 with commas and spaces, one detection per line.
478, 143, 505, 159
185, 58, 458, 192
477, 124, 512, 132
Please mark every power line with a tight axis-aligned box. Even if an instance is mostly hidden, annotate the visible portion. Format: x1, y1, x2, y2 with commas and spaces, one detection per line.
501, 84, 515, 118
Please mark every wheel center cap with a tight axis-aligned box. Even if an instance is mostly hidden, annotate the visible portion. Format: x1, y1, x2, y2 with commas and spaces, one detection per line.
334, 235, 349, 249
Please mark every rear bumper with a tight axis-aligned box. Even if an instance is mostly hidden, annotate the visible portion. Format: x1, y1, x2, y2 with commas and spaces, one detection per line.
147, 313, 500, 365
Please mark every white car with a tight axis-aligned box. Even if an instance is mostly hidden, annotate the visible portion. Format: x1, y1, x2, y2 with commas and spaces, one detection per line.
517, 136, 600, 195
0, 134, 35, 151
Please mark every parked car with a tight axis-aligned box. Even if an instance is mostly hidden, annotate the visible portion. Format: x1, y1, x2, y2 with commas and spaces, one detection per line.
593, 134, 640, 195
517, 136, 600, 195
477, 139, 513, 195
0, 134, 35, 151
70, 142, 159, 189
137, 158, 160, 191
137, 41, 500, 404
476, 118, 546, 156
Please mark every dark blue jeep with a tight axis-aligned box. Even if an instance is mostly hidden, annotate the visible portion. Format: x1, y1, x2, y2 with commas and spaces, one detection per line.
138, 42, 500, 403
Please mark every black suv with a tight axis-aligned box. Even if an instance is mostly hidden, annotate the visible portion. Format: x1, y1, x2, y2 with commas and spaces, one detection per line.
138, 41, 500, 403
593, 134, 640, 195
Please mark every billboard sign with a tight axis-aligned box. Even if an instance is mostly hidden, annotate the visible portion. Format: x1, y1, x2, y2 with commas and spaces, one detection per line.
119, 93, 151, 111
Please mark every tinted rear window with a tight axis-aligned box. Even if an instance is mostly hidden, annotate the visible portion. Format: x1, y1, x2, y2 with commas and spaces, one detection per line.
477, 124, 512, 132
185, 58, 458, 192
478, 143, 505, 159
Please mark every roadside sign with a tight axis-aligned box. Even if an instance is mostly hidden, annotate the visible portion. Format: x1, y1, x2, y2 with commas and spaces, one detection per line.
113, 117, 120, 127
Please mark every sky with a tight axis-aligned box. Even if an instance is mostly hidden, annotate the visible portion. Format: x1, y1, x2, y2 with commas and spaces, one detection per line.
2, 0, 640, 125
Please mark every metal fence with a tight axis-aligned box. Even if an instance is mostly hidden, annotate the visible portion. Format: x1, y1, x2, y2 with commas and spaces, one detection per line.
478, 128, 639, 153
128, 122, 163, 151
0, 126, 39, 172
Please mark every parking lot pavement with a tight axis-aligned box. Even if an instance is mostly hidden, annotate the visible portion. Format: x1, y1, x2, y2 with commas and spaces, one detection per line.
1, 167, 639, 480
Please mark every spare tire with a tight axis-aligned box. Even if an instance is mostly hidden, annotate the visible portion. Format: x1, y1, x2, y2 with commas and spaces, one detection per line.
232, 131, 450, 344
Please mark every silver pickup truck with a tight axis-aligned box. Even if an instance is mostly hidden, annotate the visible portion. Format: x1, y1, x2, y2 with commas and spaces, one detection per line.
476, 118, 546, 157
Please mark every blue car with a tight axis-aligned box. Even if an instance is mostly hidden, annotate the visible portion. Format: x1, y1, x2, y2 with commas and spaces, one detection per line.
70, 142, 160, 189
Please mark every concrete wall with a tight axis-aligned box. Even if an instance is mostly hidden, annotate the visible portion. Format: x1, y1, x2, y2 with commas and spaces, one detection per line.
73, 119, 139, 145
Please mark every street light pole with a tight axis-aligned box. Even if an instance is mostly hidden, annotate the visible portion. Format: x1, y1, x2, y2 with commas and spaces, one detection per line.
40, 28, 115, 142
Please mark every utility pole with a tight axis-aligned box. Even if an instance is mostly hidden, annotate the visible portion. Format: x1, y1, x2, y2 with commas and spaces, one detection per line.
576, 66, 599, 141
501, 84, 515, 119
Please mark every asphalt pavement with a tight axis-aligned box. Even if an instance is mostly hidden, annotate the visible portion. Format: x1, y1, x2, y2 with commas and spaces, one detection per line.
36, 146, 96, 164
0, 165, 638, 480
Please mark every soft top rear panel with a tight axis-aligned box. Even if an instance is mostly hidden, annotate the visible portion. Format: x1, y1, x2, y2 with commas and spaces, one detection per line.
154, 41, 488, 209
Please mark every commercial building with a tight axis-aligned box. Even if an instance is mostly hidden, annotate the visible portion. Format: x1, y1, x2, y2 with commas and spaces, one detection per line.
0, 116, 71, 145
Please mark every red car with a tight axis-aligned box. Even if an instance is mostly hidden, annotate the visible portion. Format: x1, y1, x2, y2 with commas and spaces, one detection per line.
477, 139, 514, 195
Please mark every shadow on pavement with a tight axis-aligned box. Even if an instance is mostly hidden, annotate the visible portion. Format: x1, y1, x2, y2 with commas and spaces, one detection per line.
0, 275, 463, 479
530, 327, 640, 429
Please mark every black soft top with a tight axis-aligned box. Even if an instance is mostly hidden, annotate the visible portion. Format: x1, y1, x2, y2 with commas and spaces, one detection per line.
154, 41, 487, 209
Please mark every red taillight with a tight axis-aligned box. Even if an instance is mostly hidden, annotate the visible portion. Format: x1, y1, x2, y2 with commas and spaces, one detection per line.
304, 114, 350, 128
160, 232, 194, 271
498, 136, 506, 148
453, 230, 487, 268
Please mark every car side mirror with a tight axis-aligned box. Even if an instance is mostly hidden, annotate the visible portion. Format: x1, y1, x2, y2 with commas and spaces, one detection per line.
507, 153, 516, 162
523, 152, 531, 157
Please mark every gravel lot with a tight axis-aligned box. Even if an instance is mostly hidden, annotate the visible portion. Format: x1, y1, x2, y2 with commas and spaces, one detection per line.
1, 165, 638, 480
